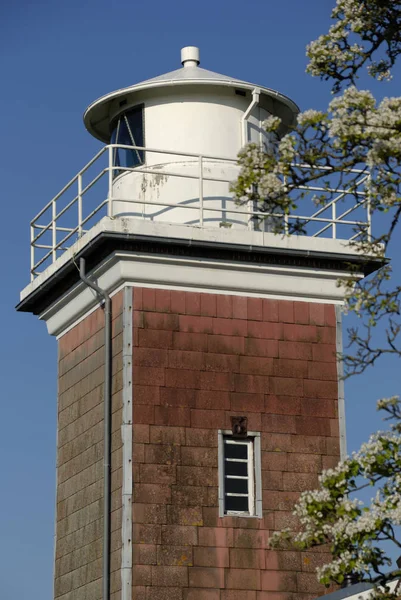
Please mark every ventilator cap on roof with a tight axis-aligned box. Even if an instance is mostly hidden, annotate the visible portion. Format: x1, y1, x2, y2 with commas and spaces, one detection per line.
181, 46, 200, 67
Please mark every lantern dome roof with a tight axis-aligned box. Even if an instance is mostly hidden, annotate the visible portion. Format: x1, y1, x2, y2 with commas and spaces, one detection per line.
84, 46, 299, 142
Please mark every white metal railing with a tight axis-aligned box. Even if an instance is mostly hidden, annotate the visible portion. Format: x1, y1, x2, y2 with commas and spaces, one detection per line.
29, 144, 371, 280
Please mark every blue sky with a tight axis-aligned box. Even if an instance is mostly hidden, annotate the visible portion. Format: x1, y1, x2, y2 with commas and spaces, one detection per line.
0, 0, 400, 598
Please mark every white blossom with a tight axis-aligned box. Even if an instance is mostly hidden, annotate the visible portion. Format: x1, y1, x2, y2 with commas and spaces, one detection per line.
306, 0, 399, 88
263, 115, 282, 132
297, 110, 326, 126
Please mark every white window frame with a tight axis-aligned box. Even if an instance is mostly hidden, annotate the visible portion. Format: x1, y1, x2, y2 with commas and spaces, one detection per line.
218, 430, 262, 518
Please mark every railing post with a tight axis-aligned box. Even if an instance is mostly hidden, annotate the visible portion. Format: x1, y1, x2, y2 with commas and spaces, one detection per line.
199, 155, 204, 227
283, 175, 289, 234
52, 199, 57, 263
78, 173, 83, 238
367, 172, 372, 241
30, 224, 35, 281
108, 146, 113, 218
332, 199, 337, 239
247, 202, 252, 230
284, 213, 289, 235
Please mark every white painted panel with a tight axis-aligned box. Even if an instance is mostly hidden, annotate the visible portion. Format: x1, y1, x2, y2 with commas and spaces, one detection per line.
111, 88, 272, 228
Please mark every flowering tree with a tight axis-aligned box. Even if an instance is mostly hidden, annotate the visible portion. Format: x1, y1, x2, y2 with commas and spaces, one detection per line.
232, 0, 401, 377
232, 1, 401, 597
269, 398, 401, 599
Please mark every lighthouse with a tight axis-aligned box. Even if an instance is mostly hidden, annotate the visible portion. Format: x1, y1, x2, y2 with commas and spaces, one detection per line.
17, 47, 379, 600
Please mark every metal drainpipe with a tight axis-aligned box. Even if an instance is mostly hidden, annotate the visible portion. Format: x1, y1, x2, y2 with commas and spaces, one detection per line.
241, 87, 261, 147
79, 258, 111, 600
241, 88, 261, 230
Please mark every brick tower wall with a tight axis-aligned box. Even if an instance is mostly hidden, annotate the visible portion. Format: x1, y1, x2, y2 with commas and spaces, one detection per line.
132, 288, 340, 600
54, 291, 124, 600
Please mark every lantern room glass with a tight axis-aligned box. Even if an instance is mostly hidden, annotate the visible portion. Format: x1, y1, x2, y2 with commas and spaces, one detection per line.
111, 105, 144, 175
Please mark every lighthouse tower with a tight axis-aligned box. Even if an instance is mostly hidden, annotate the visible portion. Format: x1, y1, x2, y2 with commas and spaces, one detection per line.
18, 47, 379, 600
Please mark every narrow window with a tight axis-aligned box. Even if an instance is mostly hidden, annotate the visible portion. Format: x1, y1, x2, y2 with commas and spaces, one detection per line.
218, 430, 262, 517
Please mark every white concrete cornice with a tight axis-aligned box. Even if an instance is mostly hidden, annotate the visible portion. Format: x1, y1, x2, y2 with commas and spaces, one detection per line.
40, 249, 362, 338
21, 216, 376, 304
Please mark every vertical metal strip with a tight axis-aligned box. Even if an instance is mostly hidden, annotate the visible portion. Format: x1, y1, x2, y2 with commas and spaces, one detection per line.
218, 431, 225, 517
247, 439, 255, 516
335, 305, 347, 459
121, 287, 133, 600
254, 433, 263, 518
53, 345, 61, 600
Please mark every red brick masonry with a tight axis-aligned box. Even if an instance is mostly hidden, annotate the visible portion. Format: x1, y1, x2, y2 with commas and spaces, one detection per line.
132, 288, 340, 600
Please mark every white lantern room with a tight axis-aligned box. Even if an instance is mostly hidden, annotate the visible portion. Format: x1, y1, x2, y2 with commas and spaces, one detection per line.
84, 46, 299, 228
